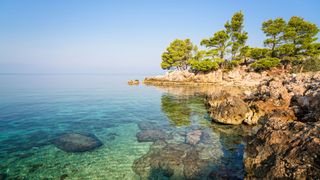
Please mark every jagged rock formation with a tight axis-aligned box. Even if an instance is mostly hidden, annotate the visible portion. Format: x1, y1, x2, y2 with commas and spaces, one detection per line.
245, 119, 320, 179
244, 72, 320, 179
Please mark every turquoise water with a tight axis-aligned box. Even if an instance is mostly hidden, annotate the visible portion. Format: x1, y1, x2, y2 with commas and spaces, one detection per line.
0, 74, 248, 179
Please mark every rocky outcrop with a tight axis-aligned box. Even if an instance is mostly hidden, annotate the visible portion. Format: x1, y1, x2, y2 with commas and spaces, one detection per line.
244, 72, 320, 179
52, 133, 103, 153
144, 66, 266, 87
245, 119, 320, 179
128, 80, 139, 85
206, 91, 252, 125
136, 130, 173, 142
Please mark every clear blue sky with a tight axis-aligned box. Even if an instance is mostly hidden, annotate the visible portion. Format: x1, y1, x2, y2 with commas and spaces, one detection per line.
0, 0, 319, 74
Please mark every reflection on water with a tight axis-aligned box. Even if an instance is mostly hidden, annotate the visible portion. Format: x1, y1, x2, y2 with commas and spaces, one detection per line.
162, 95, 192, 126
0, 75, 250, 179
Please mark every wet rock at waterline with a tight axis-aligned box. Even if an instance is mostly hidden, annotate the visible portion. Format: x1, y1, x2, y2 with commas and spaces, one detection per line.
52, 133, 102, 153
132, 140, 223, 179
206, 91, 252, 125
136, 130, 173, 142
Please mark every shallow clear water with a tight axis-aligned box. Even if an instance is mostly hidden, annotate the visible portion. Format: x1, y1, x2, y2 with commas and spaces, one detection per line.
0, 74, 248, 179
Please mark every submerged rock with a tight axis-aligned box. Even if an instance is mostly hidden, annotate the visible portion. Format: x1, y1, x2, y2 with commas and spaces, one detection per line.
106, 133, 119, 141
133, 140, 223, 179
245, 119, 320, 179
206, 91, 251, 125
186, 130, 202, 145
52, 133, 103, 153
137, 122, 166, 130
136, 130, 172, 142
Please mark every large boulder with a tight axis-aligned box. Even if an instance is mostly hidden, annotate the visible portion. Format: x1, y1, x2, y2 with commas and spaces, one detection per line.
206, 91, 252, 125
136, 130, 173, 142
52, 133, 103, 153
245, 119, 320, 179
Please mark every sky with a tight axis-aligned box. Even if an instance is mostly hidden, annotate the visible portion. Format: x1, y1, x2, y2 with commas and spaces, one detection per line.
0, 0, 320, 74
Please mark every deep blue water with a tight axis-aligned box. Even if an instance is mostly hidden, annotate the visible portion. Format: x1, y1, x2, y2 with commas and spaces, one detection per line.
0, 74, 247, 179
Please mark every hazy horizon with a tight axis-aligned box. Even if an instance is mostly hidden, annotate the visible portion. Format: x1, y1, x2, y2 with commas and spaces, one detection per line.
1, 0, 320, 74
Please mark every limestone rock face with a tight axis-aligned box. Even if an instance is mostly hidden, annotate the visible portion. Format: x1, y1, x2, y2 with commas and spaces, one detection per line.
52, 133, 103, 153
136, 130, 173, 142
245, 119, 320, 179
206, 91, 252, 125
291, 81, 320, 122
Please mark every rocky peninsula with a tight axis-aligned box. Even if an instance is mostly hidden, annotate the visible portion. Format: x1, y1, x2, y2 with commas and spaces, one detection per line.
144, 66, 320, 179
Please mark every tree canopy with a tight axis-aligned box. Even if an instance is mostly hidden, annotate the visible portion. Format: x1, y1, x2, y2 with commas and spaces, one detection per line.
160, 12, 320, 73
161, 39, 195, 70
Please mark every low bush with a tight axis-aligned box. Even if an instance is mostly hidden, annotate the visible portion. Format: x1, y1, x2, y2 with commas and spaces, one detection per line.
189, 59, 219, 72
251, 57, 281, 71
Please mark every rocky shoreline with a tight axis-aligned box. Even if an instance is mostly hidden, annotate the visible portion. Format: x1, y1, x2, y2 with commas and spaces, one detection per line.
144, 67, 320, 179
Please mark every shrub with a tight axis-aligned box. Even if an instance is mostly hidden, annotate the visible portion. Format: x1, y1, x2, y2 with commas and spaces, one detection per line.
189, 59, 219, 72
249, 48, 271, 59
251, 57, 281, 71
302, 57, 320, 72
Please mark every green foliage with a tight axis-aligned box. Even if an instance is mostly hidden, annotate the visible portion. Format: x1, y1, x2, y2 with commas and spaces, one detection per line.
201, 30, 230, 59
225, 11, 248, 59
249, 48, 271, 59
201, 11, 248, 61
189, 59, 219, 72
301, 57, 320, 72
161, 39, 195, 70
251, 57, 281, 70
284, 16, 319, 57
277, 44, 295, 57
160, 12, 320, 73
262, 18, 286, 57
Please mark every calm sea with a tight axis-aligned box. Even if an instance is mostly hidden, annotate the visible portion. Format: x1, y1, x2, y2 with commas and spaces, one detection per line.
0, 74, 245, 179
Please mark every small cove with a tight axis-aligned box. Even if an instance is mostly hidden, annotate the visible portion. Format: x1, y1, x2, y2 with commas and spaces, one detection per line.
0, 74, 250, 179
